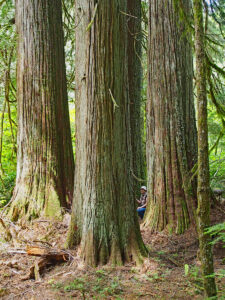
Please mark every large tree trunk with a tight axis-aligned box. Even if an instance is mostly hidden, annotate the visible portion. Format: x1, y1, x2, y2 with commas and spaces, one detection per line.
193, 0, 217, 296
144, 0, 198, 233
9, 0, 74, 221
127, 0, 145, 197
66, 0, 147, 266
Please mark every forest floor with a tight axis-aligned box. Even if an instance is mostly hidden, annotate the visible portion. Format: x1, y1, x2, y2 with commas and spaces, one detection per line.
0, 205, 224, 300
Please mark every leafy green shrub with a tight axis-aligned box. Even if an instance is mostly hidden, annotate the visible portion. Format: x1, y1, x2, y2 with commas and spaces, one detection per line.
0, 171, 16, 208
208, 105, 225, 191
205, 222, 225, 248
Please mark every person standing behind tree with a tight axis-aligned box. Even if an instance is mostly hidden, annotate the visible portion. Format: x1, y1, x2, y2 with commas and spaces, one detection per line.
137, 186, 147, 219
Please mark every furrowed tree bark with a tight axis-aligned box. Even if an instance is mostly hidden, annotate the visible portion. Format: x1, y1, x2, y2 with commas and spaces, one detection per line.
66, 0, 147, 266
127, 0, 145, 197
193, 0, 217, 296
144, 0, 198, 233
8, 0, 74, 221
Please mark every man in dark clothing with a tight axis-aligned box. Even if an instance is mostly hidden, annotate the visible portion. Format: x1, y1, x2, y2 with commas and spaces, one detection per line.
137, 186, 147, 219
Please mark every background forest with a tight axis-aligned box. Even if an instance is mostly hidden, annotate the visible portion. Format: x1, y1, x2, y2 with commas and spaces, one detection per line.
0, 0, 224, 204
0, 0, 224, 299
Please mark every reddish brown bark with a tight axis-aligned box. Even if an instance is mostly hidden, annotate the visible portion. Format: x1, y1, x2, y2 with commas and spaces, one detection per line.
9, 0, 74, 220
144, 0, 197, 233
66, 0, 147, 266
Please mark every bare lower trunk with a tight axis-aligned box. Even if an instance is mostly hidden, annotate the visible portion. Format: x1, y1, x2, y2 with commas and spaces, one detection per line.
145, 0, 197, 233
66, 0, 147, 266
9, 0, 74, 221
194, 0, 217, 296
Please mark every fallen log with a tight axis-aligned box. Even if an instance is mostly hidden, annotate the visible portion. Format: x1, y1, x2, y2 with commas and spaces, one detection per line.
21, 245, 71, 280
26, 245, 69, 261
26, 246, 47, 256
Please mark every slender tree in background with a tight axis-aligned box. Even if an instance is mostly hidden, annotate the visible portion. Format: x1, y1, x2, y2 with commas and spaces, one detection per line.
193, 0, 217, 296
127, 0, 145, 197
144, 0, 198, 233
8, 0, 74, 220
66, 0, 147, 266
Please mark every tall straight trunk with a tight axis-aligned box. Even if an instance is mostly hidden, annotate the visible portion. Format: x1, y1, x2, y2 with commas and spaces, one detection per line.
66, 0, 147, 266
9, 0, 74, 220
127, 0, 145, 196
194, 0, 217, 296
145, 0, 198, 233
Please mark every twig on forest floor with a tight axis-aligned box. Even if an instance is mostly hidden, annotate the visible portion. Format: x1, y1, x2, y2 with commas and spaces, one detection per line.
11, 269, 22, 275
10, 287, 34, 299
48, 271, 74, 280
166, 256, 182, 267
7, 249, 26, 254
61, 249, 75, 261
32, 240, 52, 247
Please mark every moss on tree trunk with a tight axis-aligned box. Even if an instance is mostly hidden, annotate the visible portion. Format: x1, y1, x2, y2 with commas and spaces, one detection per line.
8, 0, 74, 221
193, 0, 217, 296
